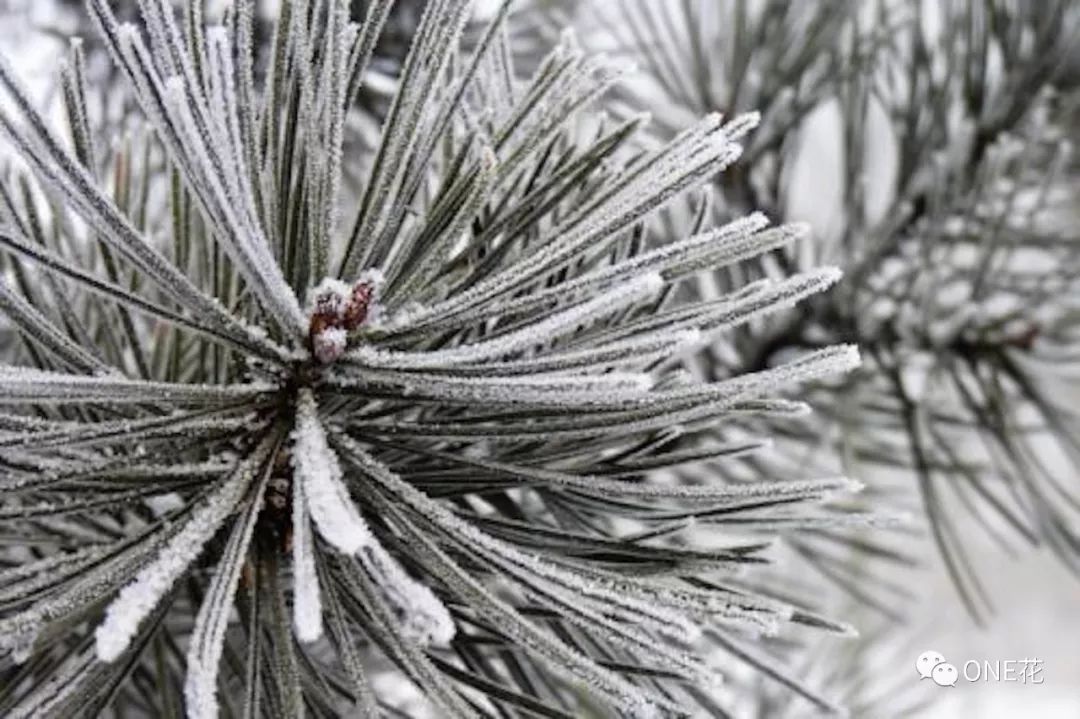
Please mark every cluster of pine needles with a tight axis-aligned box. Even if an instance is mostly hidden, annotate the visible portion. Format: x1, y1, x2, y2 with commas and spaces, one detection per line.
0, 1, 885, 717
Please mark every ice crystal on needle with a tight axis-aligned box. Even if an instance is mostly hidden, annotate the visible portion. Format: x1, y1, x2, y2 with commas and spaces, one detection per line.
290, 468, 324, 643
292, 389, 373, 554
0, 1, 865, 716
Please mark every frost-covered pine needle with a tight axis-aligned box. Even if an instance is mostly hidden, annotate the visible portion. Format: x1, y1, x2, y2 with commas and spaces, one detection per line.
292, 389, 373, 554
291, 463, 324, 643
94, 443, 268, 662
358, 539, 456, 647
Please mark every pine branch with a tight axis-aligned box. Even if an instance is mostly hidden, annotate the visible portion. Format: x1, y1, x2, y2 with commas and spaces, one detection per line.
0, 1, 872, 715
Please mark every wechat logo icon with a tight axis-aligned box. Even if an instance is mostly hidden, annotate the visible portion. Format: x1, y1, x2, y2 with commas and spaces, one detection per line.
916, 650, 958, 687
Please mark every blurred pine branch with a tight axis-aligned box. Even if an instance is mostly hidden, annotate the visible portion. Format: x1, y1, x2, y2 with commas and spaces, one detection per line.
536, 0, 1080, 624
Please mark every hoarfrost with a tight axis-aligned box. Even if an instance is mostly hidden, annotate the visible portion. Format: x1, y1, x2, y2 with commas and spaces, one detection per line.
292, 389, 373, 553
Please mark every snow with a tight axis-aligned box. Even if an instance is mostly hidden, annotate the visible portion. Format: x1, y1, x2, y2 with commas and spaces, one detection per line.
292, 390, 453, 646
291, 470, 324, 642
308, 278, 354, 316
360, 541, 455, 647
292, 389, 373, 554
312, 326, 348, 364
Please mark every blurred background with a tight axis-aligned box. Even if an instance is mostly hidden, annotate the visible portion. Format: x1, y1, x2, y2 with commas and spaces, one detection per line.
0, 0, 1077, 716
